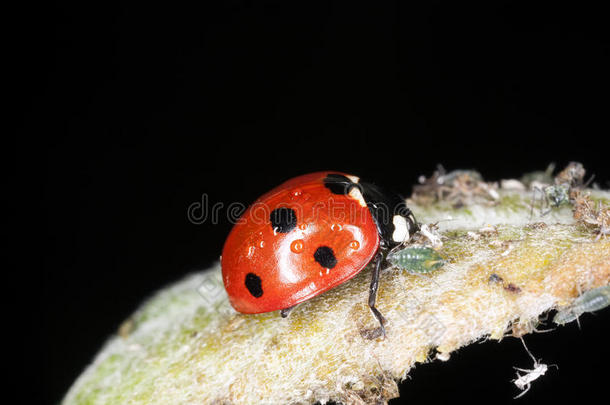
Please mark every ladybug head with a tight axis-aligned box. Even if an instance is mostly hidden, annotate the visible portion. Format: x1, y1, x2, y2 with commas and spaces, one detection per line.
321, 173, 418, 247
359, 181, 419, 247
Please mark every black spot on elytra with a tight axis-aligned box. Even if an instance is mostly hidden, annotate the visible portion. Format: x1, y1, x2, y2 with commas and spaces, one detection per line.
314, 246, 337, 269
270, 207, 297, 233
245, 273, 263, 298
323, 173, 356, 195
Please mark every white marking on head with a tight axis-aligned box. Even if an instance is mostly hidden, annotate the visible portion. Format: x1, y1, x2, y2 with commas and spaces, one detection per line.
346, 175, 360, 183
348, 187, 367, 207
392, 215, 409, 243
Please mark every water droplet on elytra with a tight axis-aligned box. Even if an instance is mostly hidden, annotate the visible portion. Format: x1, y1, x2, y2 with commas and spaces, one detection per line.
259, 241, 265, 248
290, 239, 304, 253
350, 240, 360, 250
331, 223, 343, 232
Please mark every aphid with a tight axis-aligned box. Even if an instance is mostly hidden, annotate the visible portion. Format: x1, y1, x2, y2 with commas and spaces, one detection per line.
553, 285, 610, 325
513, 362, 550, 398
530, 183, 569, 217
387, 246, 446, 274
528, 162, 591, 219
544, 184, 570, 208
512, 338, 556, 399
554, 161, 586, 188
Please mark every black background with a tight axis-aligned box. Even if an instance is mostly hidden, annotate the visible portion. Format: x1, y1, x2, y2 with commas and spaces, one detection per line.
30, 1, 609, 404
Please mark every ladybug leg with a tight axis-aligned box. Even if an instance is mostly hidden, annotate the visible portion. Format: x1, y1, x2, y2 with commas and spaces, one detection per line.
363, 251, 387, 339
280, 305, 296, 318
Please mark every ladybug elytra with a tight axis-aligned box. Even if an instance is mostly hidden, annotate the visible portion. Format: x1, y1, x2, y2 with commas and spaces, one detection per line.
221, 171, 418, 337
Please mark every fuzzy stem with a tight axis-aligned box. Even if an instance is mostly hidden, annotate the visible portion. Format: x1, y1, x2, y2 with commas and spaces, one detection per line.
63, 184, 610, 405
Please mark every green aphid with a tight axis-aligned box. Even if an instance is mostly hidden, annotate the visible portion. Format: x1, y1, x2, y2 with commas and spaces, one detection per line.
553, 285, 610, 325
387, 246, 446, 274
544, 184, 570, 207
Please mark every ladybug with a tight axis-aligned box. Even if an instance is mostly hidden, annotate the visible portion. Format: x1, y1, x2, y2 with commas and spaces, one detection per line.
221, 171, 418, 337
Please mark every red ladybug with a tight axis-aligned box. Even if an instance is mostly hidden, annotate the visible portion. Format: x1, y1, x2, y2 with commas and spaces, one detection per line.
221, 171, 418, 337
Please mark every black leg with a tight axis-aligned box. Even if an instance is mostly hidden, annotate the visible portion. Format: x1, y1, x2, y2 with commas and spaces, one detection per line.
280, 305, 295, 318
365, 251, 387, 339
